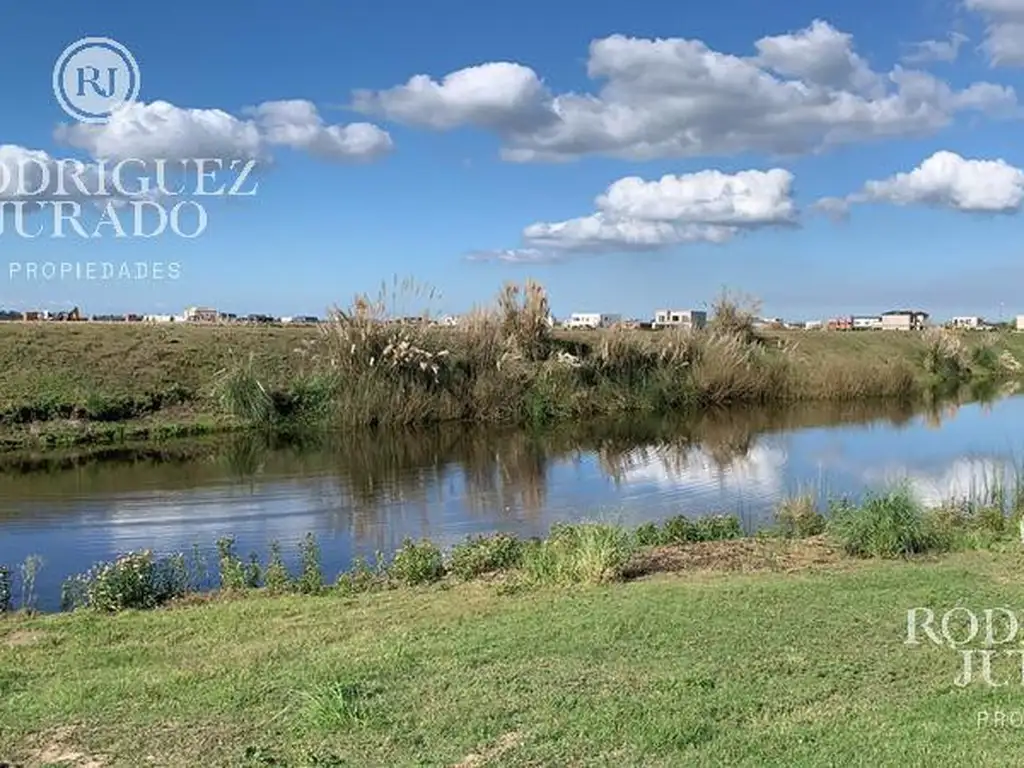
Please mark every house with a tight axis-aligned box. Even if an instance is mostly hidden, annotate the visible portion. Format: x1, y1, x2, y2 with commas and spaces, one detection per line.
828, 316, 853, 331
881, 310, 929, 331
652, 309, 707, 330
1017, 315, 1024, 331
53, 307, 82, 322
21, 310, 45, 321
565, 313, 622, 329
184, 306, 219, 323
804, 320, 824, 330
950, 316, 983, 330
852, 315, 883, 331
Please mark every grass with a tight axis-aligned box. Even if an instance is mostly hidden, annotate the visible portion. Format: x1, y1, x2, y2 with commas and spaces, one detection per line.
5, 546, 1024, 765
2, 281, 1023, 451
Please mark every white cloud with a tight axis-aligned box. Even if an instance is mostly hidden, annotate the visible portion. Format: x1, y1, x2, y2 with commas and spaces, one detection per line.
754, 19, 884, 96
248, 100, 393, 161
352, 62, 552, 130
504, 167, 796, 256
819, 150, 1024, 214
466, 248, 562, 264
966, 0, 1024, 65
55, 99, 392, 164
353, 20, 1016, 162
902, 32, 969, 64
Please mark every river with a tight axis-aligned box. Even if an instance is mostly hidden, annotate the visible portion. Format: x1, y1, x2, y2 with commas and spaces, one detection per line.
2, 393, 1023, 610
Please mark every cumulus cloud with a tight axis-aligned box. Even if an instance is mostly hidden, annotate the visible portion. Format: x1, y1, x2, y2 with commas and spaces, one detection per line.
55, 99, 392, 164
353, 20, 1016, 162
473, 167, 796, 261
248, 100, 393, 161
902, 32, 969, 64
816, 150, 1024, 215
966, 0, 1024, 66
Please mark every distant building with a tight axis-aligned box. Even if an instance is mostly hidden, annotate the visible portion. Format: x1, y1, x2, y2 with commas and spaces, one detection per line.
950, 316, 983, 330
652, 309, 707, 331
22, 310, 45, 321
804, 320, 824, 330
881, 310, 929, 331
852, 315, 883, 330
184, 306, 219, 323
1017, 315, 1024, 331
565, 313, 622, 329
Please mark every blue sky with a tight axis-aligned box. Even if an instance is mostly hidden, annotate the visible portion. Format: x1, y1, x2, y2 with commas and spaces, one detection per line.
1, 0, 1023, 320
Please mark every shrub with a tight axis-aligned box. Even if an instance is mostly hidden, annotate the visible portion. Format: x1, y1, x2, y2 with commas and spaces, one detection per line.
389, 538, 445, 585
448, 533, 524, 580
0, 566, 10, 614
336, 556, 386, 595
298, 533, 324, 595
661, 516, 696, 544
827, 490, 942, 558
692, 515, 743, 541
774, 495, 826, 538
63, 551, 188, 612
521, 523, 635, 585
265, 541, 292, 594
634, 522, 664, 547
217, 536, 248, 591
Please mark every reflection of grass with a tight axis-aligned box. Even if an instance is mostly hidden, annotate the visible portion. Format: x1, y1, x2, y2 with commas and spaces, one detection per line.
5, 548, 1024, 764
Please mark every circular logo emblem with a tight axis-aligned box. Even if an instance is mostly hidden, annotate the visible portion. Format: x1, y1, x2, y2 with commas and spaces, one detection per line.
53, 37, 140, 124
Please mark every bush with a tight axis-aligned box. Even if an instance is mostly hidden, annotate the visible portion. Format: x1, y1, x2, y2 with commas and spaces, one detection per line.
62, 551, 188, 612
0, 566, 10, 614
448, 533, 523, 580
775, 495, 826, 538
659, 514, 743, 544
634, 522, 664, 547
827, 490, 943, 558
336, 555, 387, 595
390, 539, 445, 585
265, 541, 293, 594
298, 533, 324, 595
217, 537, 248, 591
520, 523, 635, 585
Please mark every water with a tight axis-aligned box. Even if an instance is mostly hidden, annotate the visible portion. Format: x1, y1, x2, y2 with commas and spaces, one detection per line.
3, 394, 1024, 610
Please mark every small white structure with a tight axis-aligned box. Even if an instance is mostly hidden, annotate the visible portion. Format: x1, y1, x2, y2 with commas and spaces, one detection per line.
881, 310, 929, 331
565, 312, 621, 329
852, 315, 883, 330
653, 309, 707, 330
184, 306, 218, 323
950, 316, 983, 330
1016, 315, 1024, 331
804, 320, 824, 330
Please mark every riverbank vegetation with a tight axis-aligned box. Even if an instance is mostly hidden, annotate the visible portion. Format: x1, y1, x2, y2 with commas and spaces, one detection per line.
1, 281, 1023, 451
3, 489, 1024, 764
2, 481, 1021, 616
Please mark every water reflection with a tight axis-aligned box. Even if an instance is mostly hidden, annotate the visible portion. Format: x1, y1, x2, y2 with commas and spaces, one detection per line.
2, 391, 1024, 610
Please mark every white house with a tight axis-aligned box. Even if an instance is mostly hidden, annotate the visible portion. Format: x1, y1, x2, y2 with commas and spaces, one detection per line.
950, 316, 983, 330
852, 315, 883, 330
804, 320, 824, 330
565, 313, 621, 329
1016, 315, 1024, 331
653, 309, 707, 330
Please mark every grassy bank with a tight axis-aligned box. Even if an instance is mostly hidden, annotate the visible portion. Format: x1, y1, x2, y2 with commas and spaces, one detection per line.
2, 282, 1023, 451
4, 535, 1024, 765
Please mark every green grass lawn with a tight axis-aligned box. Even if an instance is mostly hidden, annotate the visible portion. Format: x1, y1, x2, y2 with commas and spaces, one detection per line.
4, 544, 1024, 766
